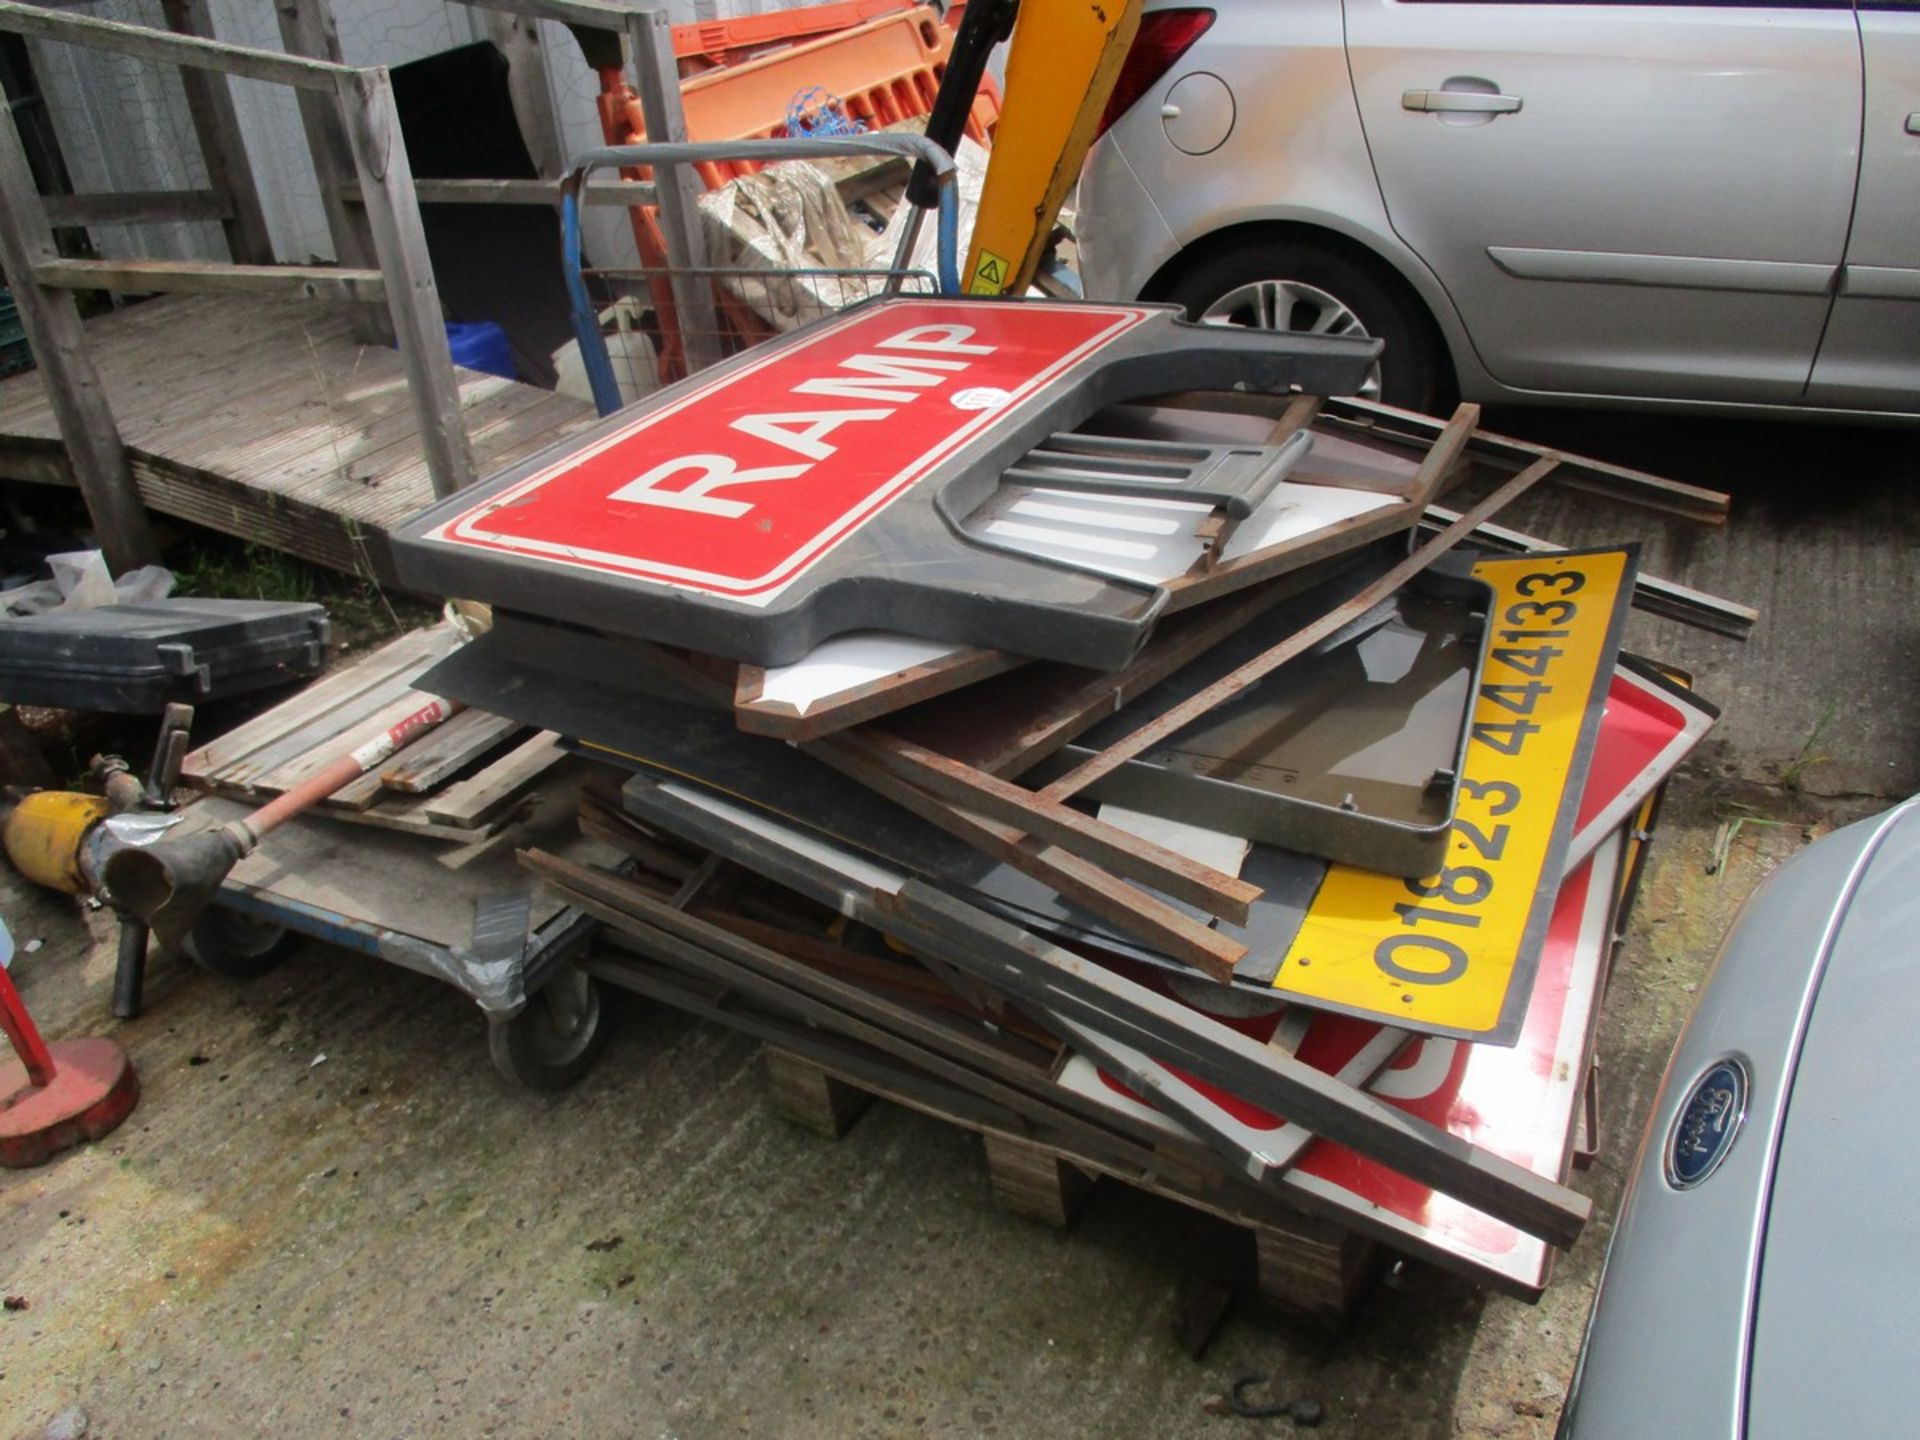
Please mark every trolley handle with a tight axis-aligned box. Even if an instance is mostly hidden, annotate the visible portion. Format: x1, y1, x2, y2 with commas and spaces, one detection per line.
559, 135, 962, 416
564, 134, 961, 298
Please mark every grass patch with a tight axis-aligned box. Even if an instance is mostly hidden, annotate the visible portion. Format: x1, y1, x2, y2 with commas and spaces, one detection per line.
1707, 802, 1796, 876
171, 538, 434, 652
1777, 698, 1838, 792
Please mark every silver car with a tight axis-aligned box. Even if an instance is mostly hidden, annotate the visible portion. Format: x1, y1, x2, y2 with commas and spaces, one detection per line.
1077, 1, 1920, 418
1559, 794, 1920, 1436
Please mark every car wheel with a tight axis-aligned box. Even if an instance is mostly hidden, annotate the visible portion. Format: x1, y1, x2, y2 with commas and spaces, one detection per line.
487, 963, 612, 1091
184, 907, 299, 979
1159, 237, 1451, 413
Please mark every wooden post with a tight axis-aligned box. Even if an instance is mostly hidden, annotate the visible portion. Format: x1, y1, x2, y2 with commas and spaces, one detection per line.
0, 106, 157, 569
1252, 1210, 1380, 1327
160, 0, 275, 266
275, 0, 391, 343
333, 67, 475, 499
482, 8, 566, 179
623, 7, 723, 374
982, 1132, 1094, 1227
764, 1049, 872, 1140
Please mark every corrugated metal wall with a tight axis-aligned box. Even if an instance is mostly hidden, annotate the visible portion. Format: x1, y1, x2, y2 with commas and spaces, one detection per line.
23, 0, 805, 267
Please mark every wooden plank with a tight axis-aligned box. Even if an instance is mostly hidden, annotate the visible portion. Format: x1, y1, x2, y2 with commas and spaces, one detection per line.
0, 0, 351, 91
764, 1048, 873, 1140
1421, 504, 1758, 639
340, 177, 660, 207
1403, 401, 1480, 508
889, 882, 1593, 1248
424, 732, 566, 828
734, 644, 1024, 742
480, 6, 566, 179
185, 365, 506, 505
731, 479, 1416, 744
313, 795, 493, 845
262, 372, 536, 505
40, 189, 230, 227
129, 456, 405, 583
1314, 394, 1728, 524
624, 8, 724, 374
817, 729, 1260, 925
805, 737, 1246, 983
445, 0, 643, 32
35, 258, 386, 302
1158, 497, 1416, 606
276, 0, 389, 344
0, 439, 68, 485
537, 854, 1234, 1187
0, 103, 156, 570
252, 687, 438, 794
333, 67, 475, 498
982, 1132, 1095, 1227
892, 560, 1346, 780
182, 625, 456, 782
160, 0, 275, 265
1254, 1210, 1379, 1326
1151, 388, 1731, 523
380, 708, 525, 793
572, 858, 1560, 1299
1039, 456, 1562, 804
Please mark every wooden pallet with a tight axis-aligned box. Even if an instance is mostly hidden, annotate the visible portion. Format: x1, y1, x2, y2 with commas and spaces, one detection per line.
180, 621, 565, 842
761, 1046, 1381, 1333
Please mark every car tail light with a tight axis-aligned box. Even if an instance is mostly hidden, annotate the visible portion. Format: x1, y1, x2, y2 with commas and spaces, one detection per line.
1094, 9, 1217, 141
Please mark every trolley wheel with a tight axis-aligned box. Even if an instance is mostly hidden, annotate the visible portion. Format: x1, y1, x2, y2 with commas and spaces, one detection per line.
487, 963, 611, 1091
184, 907, 298, 979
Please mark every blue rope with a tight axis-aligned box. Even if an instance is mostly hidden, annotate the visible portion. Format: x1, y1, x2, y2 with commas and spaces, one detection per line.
785, 86, 866, 138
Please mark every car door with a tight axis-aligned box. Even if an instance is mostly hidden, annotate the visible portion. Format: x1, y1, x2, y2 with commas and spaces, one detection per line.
1342, 0, 1862, 404
1806, 4, 1920, 410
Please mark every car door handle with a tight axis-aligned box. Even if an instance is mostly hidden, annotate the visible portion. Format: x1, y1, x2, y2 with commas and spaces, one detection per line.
1906, 112, 1920, 135
1403, 90, 1523, 115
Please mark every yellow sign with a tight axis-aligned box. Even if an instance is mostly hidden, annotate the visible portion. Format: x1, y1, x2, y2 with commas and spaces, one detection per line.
968, 249, 1012, 296
1267, 549, 1635, 1041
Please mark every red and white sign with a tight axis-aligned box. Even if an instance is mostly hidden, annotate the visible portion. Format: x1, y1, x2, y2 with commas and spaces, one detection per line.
1565, 663, 1714, 873
1059, 836, 1619, 1297
1053, 666, 1699, 1295
426, 300, 1153, 605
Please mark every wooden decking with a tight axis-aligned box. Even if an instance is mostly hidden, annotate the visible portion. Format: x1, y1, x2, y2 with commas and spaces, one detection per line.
0, 293, 597, 584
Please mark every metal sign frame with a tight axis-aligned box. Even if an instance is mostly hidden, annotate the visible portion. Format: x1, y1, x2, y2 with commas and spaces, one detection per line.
393, 297, 1378, 669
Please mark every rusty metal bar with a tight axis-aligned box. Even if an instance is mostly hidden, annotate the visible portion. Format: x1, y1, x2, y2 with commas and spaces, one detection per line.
1039, 454, 1563, 805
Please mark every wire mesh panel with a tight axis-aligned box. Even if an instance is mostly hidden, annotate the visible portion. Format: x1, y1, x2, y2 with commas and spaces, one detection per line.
569, 261, 937, 406
559, 133, 960, 415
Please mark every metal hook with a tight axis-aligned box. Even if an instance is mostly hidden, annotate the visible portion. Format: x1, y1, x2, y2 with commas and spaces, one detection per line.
1228, 1373, 1325, 1426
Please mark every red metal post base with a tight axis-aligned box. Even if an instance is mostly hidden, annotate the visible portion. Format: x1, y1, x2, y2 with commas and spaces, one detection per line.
0, 1037, 140, 1168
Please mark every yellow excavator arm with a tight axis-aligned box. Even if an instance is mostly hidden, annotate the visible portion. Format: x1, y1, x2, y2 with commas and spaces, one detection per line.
962, 0, 1144, 297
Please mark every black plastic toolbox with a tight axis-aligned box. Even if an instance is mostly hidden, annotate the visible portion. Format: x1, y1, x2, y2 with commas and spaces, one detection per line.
0, 599, 329, 712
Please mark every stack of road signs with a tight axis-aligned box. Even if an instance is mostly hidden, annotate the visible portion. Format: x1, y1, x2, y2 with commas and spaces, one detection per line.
389, 294, 1736, 1298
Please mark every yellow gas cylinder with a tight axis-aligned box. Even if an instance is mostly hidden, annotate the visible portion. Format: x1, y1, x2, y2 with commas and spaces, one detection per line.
3, 790, 111, 895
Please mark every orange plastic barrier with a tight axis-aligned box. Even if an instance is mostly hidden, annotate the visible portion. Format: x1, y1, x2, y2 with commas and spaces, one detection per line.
672, 0, 919, 72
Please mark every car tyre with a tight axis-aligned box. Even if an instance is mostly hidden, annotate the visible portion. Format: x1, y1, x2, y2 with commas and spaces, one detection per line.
1159, 236, 1452, 413
184, 907, 298, 979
